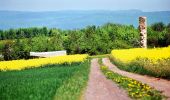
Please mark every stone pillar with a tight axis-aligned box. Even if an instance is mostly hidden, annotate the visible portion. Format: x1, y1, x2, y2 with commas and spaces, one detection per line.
139, 16, 147, 48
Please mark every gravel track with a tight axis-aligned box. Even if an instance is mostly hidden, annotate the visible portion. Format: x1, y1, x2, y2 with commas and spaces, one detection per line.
84, 58, 130, 100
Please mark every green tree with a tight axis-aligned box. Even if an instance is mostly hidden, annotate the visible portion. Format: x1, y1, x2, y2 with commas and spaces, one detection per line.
13, 39, 30, 59
49, 32, 64, 51
151, 22, 165, 32
2, 41, 14, 60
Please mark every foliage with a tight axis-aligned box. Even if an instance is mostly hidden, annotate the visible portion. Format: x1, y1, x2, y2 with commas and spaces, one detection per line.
0, 23, 139, 60
30, 35, 64, 52
0, 27, 50, 40
100, 66, 164, 100
0, 54, 88, 71
151, 22, 165, 32
2, 41, 15, 60
0, 40, 6, 53
147, 22, 170, 47
0, 61, 90, 100
0, 22, 170, 60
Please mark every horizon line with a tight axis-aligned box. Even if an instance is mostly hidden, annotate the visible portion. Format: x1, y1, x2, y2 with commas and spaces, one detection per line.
0, 9, 170, 13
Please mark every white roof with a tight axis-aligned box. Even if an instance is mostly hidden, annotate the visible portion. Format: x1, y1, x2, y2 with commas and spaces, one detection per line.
30, 50, 67, 58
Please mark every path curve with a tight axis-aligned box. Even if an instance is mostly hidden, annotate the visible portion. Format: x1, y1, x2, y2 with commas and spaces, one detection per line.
102, 58, 170, 99
84, 58, 130, 100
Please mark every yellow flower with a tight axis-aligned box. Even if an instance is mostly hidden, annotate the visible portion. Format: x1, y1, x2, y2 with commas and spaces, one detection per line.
128, 84, 134, 87
0, 54, 88, 71
111, 46, 170, 63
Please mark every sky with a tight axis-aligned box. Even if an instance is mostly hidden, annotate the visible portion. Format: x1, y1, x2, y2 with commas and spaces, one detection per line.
0, 0, 170, 12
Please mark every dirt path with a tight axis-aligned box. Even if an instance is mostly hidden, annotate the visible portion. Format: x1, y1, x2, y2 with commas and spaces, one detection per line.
102, 58, 170, 99
84, 58, 130, 100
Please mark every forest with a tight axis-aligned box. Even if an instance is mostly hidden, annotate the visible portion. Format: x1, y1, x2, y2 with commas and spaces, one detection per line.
0, 22, 170, 61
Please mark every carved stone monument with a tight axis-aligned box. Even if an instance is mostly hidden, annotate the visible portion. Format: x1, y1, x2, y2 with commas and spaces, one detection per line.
139, 17, 147, 48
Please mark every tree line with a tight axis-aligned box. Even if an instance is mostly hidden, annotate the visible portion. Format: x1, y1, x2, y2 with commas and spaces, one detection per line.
0, 22, 170, 61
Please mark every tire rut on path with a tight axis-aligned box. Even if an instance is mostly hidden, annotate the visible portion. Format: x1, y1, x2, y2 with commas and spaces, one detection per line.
84, 58, 130, 100
102, 58, 170, 100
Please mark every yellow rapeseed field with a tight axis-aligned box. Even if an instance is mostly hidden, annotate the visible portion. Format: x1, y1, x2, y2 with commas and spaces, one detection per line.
111, 46, 170, 63
0, 54, 88, 71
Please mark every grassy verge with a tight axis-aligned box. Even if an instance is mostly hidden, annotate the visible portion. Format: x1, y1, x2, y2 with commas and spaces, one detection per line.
100, 65, 165, 100
109, 55, 170, 79
89, 54, 110, 65
53, 61, 90, 100
89, 54, 110, 59
0, 61, 90, 100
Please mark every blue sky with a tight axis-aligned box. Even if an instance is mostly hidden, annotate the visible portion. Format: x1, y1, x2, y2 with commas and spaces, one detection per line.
0, 0, 170, 11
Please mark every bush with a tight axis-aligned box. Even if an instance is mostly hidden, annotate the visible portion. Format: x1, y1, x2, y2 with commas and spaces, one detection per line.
2, 41, 14, 60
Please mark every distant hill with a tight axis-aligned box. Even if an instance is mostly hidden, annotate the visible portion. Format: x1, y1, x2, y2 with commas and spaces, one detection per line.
0, 10, 170, 30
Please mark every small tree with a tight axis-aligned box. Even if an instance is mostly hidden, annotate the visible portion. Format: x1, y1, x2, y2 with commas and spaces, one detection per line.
2, 41, 14, 60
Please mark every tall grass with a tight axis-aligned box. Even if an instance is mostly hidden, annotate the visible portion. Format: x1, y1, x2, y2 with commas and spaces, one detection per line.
0, 61, 90, 100
110, 56, 170, 79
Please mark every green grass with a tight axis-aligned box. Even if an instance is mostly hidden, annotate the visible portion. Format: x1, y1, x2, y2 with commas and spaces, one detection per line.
89, 54, 110, 59
100, 65, 164, 100
0, 61, 90, 100
89, 54, 109, 66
